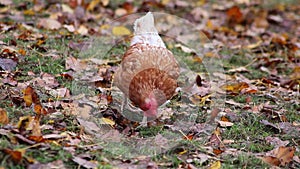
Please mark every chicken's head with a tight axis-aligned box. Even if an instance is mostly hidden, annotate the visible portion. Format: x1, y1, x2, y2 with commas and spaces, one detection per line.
140, 92, 158, 117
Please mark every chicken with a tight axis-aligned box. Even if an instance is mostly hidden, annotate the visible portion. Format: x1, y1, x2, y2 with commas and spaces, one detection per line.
114, 12, 180, 119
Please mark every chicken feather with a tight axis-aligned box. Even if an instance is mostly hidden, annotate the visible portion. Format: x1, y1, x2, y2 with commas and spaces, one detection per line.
114, 12, 179, 118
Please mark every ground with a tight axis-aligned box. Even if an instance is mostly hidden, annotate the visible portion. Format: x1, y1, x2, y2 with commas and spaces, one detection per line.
0, 0, 299, 168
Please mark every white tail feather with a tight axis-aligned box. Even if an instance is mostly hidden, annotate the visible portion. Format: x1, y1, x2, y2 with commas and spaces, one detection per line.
131, 12, 166, 48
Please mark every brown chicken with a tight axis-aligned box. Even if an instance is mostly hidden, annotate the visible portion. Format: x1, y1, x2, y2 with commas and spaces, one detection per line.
114, 12, 179, 118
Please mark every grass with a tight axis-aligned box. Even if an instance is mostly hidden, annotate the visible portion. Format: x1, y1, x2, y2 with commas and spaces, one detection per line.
222, 111, 274, 151
1, 2, 300, 168
222, 154, 270, 168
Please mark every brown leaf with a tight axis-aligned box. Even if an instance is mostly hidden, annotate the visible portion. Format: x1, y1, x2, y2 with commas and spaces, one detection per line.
213, 148, 224, 155
31, 115, 42, 136
289, 66, 300, 80
221, 82, 249, 94
0, 108, 9, 125
16, 116, 34, 132
3, 148, 24, 163
23, 86, 40, 106
38, 18, 62, 30
226, 6, 243, 24
65, 56, 87, 71
261, 146, 295, 166
27, 135, 45, 143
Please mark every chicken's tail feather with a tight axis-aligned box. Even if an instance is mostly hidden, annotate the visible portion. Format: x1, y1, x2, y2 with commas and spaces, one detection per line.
131, 12, 166, 48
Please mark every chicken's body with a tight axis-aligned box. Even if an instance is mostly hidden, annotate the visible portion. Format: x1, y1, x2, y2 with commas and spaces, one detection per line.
114, 12, 179, 118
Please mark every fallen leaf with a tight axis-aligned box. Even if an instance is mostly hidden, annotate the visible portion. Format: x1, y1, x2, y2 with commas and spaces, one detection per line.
0, 58, 17, 71
23, 86, 40, 106
3, 148, 24, 163
0, 108, 9, 125
31, 116, 42, 136
290, 66, 300, 80
99, 117, 115, 126
227, 66, 249, 73
27, 160, 66, 169
218, 120, 234, 127
260, 146, 295, 166
209, 160, 221, 169
175, 44, 195, 53
77, 25, 89, 35
112, 26, 131, 36
221, 82, 249, 94
265, 136, 289, 147
16, 116, 34, 131
73, 156, 98, 168
0, 0, 12, 5
226, 6, 243, 24
65, 56, 87, 71
38, 18, 62, 30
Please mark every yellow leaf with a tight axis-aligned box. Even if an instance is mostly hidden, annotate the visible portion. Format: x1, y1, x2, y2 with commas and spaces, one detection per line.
23, 9, 35, 16
221, 82, 249, 93
87, 0, 100, 11
245, 40, 262, 49
204, 52, 216, 57
100, 117, 115, 126
178, 149, 187, 155
100, 24, 110, 30
197, 0, 206, 6
206, 19, 214, 30
161, 0, 170, 5
112, 26, 131, 36
209, 161, 221, 169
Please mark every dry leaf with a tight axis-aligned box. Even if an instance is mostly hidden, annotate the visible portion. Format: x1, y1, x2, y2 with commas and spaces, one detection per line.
38, 18, 61, 30
227, 6, 243, 24
112, 26, 131, 36
209, 160, 221, 169
73, 156, 98, 168
31, 116, 42, 136
23, 86, 40, 106
3, 148, 24, 163
87, 0, 100, 11
221, 82, 249, 94
16, 116, 35, 132
0, 58, 17, 71
77, 25, 89, 35
0, 108, 9, 125
99, 117, 115, 126
260, 146, 295, 166
218, 120, 234, 127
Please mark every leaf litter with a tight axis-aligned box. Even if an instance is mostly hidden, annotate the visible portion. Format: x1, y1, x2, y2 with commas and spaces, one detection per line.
0, 0, 300, 168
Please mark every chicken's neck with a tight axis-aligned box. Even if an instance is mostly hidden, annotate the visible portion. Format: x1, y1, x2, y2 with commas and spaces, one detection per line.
140, 92, 158, 117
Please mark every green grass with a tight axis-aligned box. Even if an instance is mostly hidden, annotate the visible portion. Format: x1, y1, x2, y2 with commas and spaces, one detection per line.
222, 111, 274, 152
1, 2, 300, 168
222, 154, 270, 168
138, 125, 164, 137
